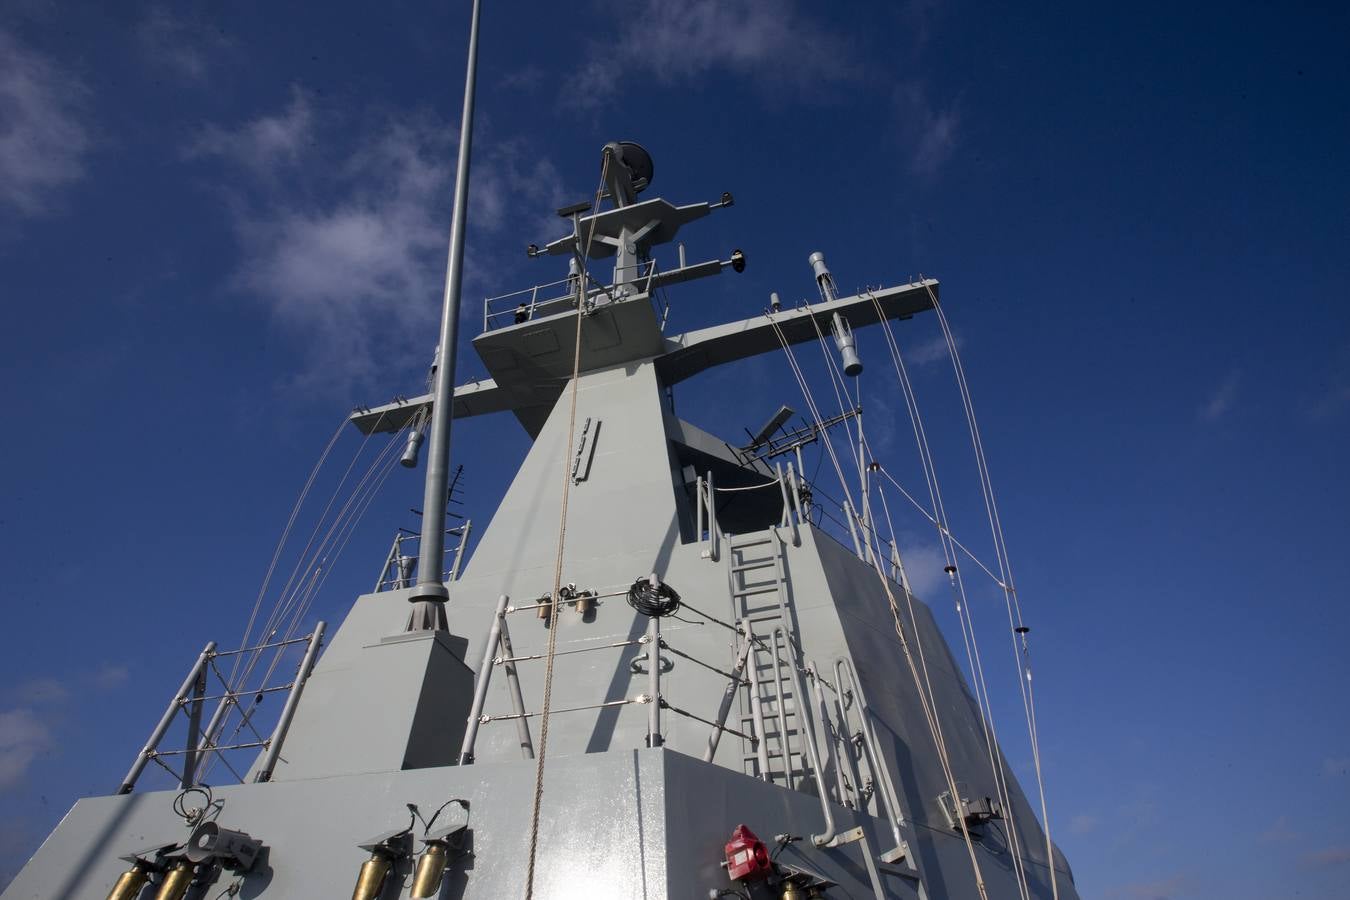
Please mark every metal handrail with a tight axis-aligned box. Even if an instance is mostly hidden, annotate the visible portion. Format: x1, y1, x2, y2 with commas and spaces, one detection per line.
837, 657, 908, 853
118, 624, 326, 793
375, 521, 472, 591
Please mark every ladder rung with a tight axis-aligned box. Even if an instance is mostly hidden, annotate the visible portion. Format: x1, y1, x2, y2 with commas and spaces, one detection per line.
732, 586, 781, 598
731, 560, 775, 572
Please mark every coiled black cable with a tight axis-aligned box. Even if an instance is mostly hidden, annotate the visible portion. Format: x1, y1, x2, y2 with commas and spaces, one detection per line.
627, 577, 681, 617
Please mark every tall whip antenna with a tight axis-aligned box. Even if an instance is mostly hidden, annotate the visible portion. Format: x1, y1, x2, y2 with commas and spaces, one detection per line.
407, 0, 484, 632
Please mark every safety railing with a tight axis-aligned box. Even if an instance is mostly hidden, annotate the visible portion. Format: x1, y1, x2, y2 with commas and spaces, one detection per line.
373, 522, 472, 592
457, 590, 660, 763
693, 460, 806, 561
480, 259, 671, 332
457, 582, 778, 767
117, 625, 325, 793
693, 470, 721, 562
482, 277, 577, 331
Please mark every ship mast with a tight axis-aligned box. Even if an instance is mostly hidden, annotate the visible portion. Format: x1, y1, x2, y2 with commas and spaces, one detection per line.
407, 0, 483, 632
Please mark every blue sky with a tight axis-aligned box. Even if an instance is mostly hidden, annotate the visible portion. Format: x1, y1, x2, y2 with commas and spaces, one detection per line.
2, 1, 1348, 896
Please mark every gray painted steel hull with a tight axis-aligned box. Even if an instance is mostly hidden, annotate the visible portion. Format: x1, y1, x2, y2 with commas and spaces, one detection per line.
3, 189, 1079, 898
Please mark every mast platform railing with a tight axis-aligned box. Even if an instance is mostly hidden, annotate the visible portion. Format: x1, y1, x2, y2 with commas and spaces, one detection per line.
480, 258, 670, 332
374, 521, 472, 592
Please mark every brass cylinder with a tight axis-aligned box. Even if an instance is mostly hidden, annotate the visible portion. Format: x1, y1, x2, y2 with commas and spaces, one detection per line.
154, 861, 196, 900
410, 842, 448, 898
106, 863, 149, 900
351, 853, 392, 900
779, 884, 808, 900
574, 593, 591, 615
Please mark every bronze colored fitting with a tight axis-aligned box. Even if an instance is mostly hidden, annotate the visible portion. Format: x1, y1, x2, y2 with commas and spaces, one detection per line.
153, 861, 196, 900
351, 852, 392, 900
105, 862, 150, 900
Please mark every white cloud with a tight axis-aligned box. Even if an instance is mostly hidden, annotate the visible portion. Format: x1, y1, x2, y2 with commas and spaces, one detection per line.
0, 709, 50, 789
562, 0, 857, 111
11, 678, 66, 705
92, 664, 130, 691
1303, 845, 1350, 868
893, 81, 960, 178
894, 540, 947, 598
901, 333, 959, 367
186, 85, 313, 175
187, 92, 563, 393
1068, 813, 1099, 835
1107, 874, 1189, 900
136, 6, 233, 80
1258, 815, 1297, 843
1200, 370, 1239, 422
0, 28, 89, 217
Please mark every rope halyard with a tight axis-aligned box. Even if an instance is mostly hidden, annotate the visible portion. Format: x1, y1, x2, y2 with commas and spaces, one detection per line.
523, 155, 610, 900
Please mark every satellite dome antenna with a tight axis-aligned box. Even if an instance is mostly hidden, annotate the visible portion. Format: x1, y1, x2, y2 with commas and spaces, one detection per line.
601, 140, 654, 208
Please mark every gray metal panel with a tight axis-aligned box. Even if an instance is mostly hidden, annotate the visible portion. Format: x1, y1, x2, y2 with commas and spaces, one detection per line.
656, 280, 938, 386
349, 378, 506, 435
541, 197, 713, 259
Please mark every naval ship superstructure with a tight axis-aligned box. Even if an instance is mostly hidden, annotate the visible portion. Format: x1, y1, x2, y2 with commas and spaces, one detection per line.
3, 137, 1079, 900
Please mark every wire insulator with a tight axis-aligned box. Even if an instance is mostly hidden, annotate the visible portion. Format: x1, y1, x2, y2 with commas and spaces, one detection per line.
627, 577, 681, 618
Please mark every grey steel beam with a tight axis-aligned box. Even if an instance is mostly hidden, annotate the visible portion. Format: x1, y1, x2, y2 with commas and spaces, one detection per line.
254, 622, 325, 783
117, 641, 216, 794
656, 280, 938, 387
348, 379, 508, 436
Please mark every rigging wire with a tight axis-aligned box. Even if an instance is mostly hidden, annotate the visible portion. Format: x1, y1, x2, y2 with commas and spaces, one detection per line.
766, 307, 990, 897
865, 290, 1032, 898
856, 474, 992, 900
227, 415, 348, 691
924, 282, 1060, 897
200, 420, 409, 782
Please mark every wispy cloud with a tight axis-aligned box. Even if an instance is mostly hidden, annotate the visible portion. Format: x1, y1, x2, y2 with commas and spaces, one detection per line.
1069, 813, 1099, 835
1303, 845, 1350, 868
894, 540, 947, 598
1259, 815, 1297, 843
185, 89, 563, 394
0, 28, 89, 217
1107, 873, 1189, 900
1306, 343, 1350, 421
92, 664, 130, 691
137, 6, 234, 80
0, 664, 127, 792
1200, 370, 1240, 422
901, 332, 959, 367
186, 85, 314, 175
893, 81, 960, 178
562, 0, 858, 112
10, 678, 66, 705
0, 709, 50, 789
